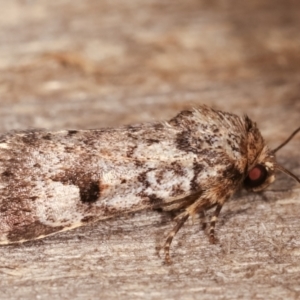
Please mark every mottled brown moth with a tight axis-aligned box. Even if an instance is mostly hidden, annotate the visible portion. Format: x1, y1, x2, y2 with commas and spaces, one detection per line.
0, 105, 299, 263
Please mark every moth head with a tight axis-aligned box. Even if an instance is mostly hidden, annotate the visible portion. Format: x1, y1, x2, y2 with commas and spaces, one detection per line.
243, 147, 276, 192
244, 127, 300, 192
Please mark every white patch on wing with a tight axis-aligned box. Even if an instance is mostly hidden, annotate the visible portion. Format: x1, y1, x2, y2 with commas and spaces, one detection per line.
34, 181, 84, 226
102, 194, 142, 208
0, 143, 9, 149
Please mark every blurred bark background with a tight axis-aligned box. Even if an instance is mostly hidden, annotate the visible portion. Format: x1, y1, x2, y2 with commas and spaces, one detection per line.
0, 0, 299, 299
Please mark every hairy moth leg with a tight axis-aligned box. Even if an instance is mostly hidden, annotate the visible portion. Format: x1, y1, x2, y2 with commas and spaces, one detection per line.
208, 204, 223, 244
163, 203, 224, 263
164, 212, 189, 263
199, 210, 207, 230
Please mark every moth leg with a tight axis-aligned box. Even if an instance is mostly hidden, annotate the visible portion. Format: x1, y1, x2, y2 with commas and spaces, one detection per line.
164, 212, 189, 264
209, 204, 223, 244
199, 210, 207, 230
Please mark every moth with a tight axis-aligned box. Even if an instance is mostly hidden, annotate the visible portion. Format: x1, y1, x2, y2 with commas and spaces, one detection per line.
0, 105, 299, 263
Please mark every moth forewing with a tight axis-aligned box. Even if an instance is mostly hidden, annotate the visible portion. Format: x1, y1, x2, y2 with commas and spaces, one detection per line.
0, 106, 299, 264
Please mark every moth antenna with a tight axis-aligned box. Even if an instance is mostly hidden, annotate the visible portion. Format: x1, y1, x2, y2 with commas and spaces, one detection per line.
273, 126, 300, 153
275, 164, 300, 184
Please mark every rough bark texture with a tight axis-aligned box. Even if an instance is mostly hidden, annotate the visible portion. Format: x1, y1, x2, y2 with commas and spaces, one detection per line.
0, 0, 299, 299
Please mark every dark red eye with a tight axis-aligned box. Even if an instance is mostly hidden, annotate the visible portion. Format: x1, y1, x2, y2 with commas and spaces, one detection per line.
244, 164, 268, 188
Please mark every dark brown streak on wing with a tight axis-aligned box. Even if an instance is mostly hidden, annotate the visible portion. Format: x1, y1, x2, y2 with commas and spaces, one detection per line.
7, 221, 64, 243
51, 171, 101, 203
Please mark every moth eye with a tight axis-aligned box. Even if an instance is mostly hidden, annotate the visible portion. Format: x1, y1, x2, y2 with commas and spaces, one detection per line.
244, 164, 268, 188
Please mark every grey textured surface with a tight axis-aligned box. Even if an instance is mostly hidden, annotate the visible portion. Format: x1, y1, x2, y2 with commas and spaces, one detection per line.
0, 0, 299, 299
